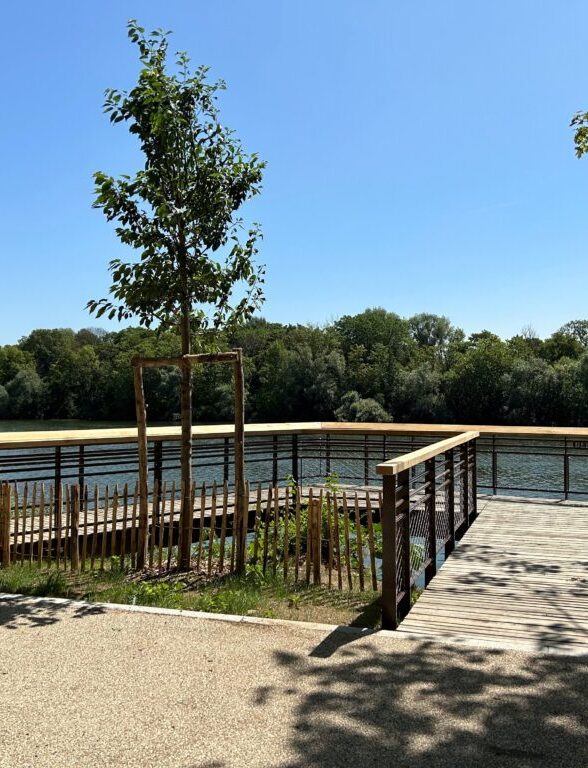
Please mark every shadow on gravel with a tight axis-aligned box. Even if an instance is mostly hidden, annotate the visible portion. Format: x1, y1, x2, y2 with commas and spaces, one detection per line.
256, 633, 588, 768
0, 595, 104, 630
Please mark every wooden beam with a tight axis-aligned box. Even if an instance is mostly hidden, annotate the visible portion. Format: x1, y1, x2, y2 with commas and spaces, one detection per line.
132, 352, 238, 368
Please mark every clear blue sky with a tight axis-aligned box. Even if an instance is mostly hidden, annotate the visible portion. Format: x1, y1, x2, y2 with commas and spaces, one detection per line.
1, 1, 588, 344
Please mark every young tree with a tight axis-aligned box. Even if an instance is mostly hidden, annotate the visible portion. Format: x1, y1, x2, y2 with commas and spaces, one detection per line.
88, 21, 265, 568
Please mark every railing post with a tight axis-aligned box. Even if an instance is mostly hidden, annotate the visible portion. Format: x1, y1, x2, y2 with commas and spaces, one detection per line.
54, 445, 62, 522
291, 434, 299, 484
325, 434, 331, 478
444, 449, 455, 557
491, 436, 498, 495
469, 439, 478, 521
397, 468, 411, 620
564, 438, 569, 500
381, 474, 398, 630
364, 435, 369, 486
424, 457, 436, 585
272, 435, 278, 486
223, 437, 230, 484
461, 443, 469, 528
153, 440, 163, 529
78, 445, 85, 492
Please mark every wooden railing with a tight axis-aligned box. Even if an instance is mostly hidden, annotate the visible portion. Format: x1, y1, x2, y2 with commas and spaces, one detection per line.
377, 431, 479, 630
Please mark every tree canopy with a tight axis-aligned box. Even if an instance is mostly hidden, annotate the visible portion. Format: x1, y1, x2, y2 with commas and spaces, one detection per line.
4, 310, 588, 427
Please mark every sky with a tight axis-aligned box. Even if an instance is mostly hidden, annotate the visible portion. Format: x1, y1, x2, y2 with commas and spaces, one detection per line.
1, 1, 588, 345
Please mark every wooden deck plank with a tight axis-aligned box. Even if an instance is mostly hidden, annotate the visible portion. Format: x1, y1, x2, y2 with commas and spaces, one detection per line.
397, 497, 588, 654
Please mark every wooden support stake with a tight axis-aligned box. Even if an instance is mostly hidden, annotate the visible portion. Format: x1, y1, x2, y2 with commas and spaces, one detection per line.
133, 362, 149, 569
233, 348, 247, 574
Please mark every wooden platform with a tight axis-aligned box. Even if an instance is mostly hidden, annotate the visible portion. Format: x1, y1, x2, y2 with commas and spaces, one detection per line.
397, 496, 588, 655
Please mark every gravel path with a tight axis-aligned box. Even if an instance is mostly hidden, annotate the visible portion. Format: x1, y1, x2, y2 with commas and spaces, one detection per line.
1, 594, 587, 768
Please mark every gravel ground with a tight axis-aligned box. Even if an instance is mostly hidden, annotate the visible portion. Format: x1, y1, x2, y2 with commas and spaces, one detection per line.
0, 594, 587, 768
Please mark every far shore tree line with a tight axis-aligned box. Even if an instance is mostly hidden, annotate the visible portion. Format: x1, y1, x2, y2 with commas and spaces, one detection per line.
2, 309, 588, 427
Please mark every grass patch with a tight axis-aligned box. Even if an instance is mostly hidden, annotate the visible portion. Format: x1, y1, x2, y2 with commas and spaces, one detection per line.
0, 563, 382, 628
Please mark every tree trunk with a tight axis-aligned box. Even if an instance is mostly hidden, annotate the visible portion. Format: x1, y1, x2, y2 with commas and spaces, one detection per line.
178, 307, 193, 570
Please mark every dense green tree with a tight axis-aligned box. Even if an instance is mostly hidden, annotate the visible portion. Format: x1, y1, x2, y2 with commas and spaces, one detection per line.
0, 346, 34, 385
5, 369, 44, 418
335, 391, 391, 423
541, 331, 584, 363
445, 337, 513, 423
557, 320, 588, 348
396, 364, 446, 422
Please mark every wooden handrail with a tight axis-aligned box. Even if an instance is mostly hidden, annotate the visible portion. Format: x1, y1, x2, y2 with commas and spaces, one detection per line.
376, 431, 479, 476
1, 419, 587, 450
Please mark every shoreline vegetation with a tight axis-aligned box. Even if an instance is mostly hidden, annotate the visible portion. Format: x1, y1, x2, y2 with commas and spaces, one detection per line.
2, 311, 588, 428
0, 562, 382, 628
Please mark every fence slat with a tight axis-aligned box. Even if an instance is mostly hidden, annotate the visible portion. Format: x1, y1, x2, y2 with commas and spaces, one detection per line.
326, 491, 333, 588
305, 488, 313, 584
130, 482, 138, 569
71, 486, 80, 572
111, 485, 119, 563
294, 486, 301, 583
47, 486, 53, 567
282, 489, 290, 579
158, 481, 167, 571
101, 486, 109, 570
0, 484, 10, 567
81, 485, 88, 571
29, 483, 37, 565
365, 492, 378, 591
342, 492, 353, 590
121, 483, 128, 569
207, 482, 217, 576
20, 483, 28, 565
218, 481, 228, 572
272, 485, 279, 576
262, 486, 272, 574
332, 491, 342, 590
251, 483, 261, 567
197, 483, 206, 570
91, 485, 99, 570
354, 493, 365, 592
64, 485, 71, 566
38, 484, 45, 567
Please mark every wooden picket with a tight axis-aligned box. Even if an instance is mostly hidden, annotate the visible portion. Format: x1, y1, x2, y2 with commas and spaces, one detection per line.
0, 480, 381, 595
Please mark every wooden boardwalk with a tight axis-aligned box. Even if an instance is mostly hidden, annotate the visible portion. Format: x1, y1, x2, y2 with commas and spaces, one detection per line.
397, 496, 588, 655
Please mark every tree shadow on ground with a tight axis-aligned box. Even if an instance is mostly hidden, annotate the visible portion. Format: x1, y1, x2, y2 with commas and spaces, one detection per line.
0, 594, 104, 630
258, 632, 588, 768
